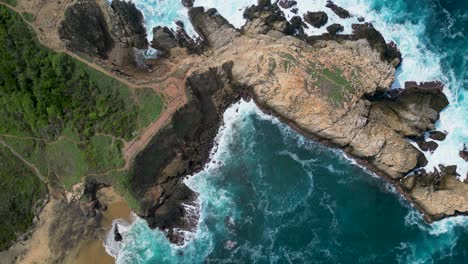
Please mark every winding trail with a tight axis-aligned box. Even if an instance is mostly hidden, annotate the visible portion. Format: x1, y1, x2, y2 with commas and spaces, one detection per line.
0, 139, 49, 183
0, 1, 190, 169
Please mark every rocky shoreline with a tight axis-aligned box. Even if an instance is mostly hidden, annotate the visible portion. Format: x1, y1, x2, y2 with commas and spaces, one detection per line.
3, 0, 466, 256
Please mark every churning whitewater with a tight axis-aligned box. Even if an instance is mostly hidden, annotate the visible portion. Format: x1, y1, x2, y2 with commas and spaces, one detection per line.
105, 0, 468, 263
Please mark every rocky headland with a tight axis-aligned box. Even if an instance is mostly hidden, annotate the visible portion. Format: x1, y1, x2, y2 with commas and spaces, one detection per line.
63, 0, 467, 241
1, 0, 466, 259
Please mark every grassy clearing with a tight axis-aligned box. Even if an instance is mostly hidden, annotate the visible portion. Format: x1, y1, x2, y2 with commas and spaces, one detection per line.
0, 145, 47, 250
0, 0, 17, 6
46, 139, 87, 189
112, 171, 141, 211
0, 136, 48, 177
85, 135, 124, 174
21, 12, 34, 22
134, 88, 165, 130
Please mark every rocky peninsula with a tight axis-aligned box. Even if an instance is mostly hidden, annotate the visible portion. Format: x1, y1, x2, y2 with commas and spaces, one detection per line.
0, 0, 466, 262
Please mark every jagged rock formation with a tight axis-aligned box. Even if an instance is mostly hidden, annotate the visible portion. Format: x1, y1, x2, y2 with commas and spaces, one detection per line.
58, 0, 113, 57
303, 11, 328, 28
151, 24, 200, 55
142, 4, 462, 224
326, 23, 344, 35
326, 1, 351, 19
130, 62, 244, 244
106, 0, 148, 49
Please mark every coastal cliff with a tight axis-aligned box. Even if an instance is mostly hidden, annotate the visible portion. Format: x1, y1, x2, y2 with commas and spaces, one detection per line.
1, 0, 465, 257
124, 1, 466, 242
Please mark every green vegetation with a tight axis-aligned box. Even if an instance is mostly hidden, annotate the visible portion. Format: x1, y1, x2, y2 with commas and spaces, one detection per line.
21, 12, 34, 22
85, 135, 124, 174
268, 58, 277, 74
306, 62, 355, 105
0, 0, 17, 7
0, 5, 164, 247
135, 88, 165, 129
113, 171, 141, 211
0, 145, 47, 250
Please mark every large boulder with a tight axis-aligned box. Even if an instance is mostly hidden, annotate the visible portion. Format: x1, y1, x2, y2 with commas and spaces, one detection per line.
59, 0, 113, 57
352, 23, 402, 67
108, 0, 148, 49
151, 26, 177, 54
326, 23, 344, 35
326, 1, 351, 19
303, 11, 328, 28
189, 7, 240, 49
181, 0, 194, 8
278, 0, 297, 9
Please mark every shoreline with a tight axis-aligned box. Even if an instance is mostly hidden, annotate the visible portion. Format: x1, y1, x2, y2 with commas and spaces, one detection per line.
249, 97, 465, 224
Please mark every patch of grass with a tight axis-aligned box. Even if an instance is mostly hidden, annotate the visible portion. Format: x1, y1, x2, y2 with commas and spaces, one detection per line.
317, 68, 355, 105
0, 0, 17, 6
268, 58, 277, 74
0, 136, 48, 177
85, 135, 124, 174
278, 52, 298, 64
21, 12, 34, 22
0, 145, 47, 250
112, 171, 141, 211
134, 88, 165, 130
46, 139, 87, 189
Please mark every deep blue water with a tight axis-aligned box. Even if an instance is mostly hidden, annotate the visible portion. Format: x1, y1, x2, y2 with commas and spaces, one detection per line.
105, 0, 468, 263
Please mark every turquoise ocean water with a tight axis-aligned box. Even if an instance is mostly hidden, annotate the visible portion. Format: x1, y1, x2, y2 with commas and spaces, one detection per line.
105, 1, 468, 263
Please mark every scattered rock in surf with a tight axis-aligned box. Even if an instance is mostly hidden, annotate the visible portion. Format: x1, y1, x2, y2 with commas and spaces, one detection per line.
429, 130, 447, 141
224, 240, 237, 250
415, 139, 439, 153
326, 23, 344, 35
357, 16, 365, 22
278, 0, 297, 9
303, 11, 328, 28
114, 224, 123, 242
181, 0, 194, 8
438, 164, 459, 176
291, 7, 299, 14
326, 1, 351, 19
460, 144, 468, 161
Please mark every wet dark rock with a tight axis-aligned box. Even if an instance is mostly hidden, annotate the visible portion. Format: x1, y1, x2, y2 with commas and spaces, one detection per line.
190, 7, 240, 49
439, 165, 458, 176
352, 23, 402, 67
326, 0, 351, 19
151, 26, 177, 54
291, 8, 299, 14
181, 0, 194, 8
460, 144, 468, 161
131, 62, 244, 245
59, 0, 113, 58
278, 0, 297, 9
417, 140, 439, 153
357, 16, 365, 22
243, 1, 294, 35
109, 0, 148, 49
114, 224, 123, 242
428, 131, 447, 141
326, 23, 344, 35
303, 11, 328, 28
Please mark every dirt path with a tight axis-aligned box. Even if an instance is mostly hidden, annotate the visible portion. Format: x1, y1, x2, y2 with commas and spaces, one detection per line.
0, 1, 192, 168
0, 139, 49, 183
